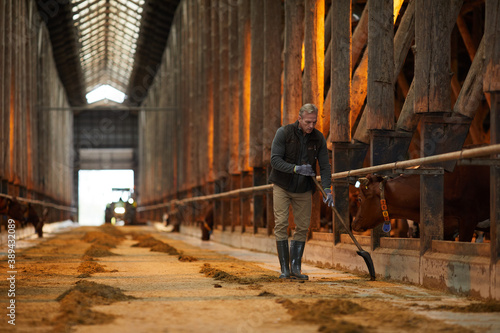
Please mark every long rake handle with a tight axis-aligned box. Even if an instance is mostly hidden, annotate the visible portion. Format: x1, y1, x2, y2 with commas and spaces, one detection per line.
311, 177, 365, 253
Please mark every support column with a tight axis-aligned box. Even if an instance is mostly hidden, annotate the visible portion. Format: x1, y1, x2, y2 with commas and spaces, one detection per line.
484, 0, 500, 279
490, 94, 500, 266
253, 167, 266, 234
240, 171, 252, 233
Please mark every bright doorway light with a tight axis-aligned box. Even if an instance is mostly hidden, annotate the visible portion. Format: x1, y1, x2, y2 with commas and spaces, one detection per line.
78, 170, 134, 226
86, 84, 126, 104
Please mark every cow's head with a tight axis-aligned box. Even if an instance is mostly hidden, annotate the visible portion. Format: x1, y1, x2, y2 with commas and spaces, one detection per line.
351, 174, 386, 232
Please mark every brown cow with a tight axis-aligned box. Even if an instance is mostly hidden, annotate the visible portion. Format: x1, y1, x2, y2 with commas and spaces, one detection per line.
26, 204, 46, 238
0, 197, 27, 222
351, 165, 489, 242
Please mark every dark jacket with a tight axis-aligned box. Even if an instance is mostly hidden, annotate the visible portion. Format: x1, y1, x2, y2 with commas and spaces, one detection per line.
269, 121, 331, 193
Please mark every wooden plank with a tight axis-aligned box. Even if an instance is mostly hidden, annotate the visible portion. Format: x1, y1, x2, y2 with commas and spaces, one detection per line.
420, 171, 444, 255
219, 0, 230, 176
262, 0, 282, 165
211, 0, 220, 178
283, 0, 304, 125
228, 0, 240, 175
491, 93, 500, 265
330, 0, 351, 143
238, 0, 251, 173
303, 0, 325, 134
484, 0, 500, 92
453, 38, 485, 118
396, 0, 462, 133
366, 0, 394, 132
352, 2, 368, 69
249, 0, 264, 167
353, 0, 406, 143
414, 0, 452, 113
0, 0, 5, 180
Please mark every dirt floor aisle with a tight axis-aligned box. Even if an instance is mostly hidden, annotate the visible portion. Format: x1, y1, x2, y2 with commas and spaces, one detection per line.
1, 224, 500, 333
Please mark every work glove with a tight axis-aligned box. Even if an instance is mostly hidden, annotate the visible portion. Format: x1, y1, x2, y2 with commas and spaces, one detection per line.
323, 188, 334, 207
294, 164, 315, 176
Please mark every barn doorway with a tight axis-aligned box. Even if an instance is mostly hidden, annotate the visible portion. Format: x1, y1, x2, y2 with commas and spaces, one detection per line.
78, 169, 135, 226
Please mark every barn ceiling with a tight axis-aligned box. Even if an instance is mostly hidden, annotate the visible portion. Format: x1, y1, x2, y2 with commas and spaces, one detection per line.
36, 0, 180, 107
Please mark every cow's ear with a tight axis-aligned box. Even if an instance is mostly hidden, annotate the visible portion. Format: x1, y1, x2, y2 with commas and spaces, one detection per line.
358, 177, 370, 188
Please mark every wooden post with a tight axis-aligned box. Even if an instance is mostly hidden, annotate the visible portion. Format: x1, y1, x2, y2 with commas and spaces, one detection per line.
240, 171, 252, 233
238, 0, 252, 233
263, 0, 282, 235
263, 0, 282, 165
238, 0, 251, 175
283, 0, 304, 125
330, 0, 351, 142
219, 1, 231, 230
303, 0, 325, 235
250, 0, 266, 232
414, 0, 456, 253
484, 0, 500, 273
330, 0, 352, 244
366, 0, 395, 250
352, 1, 405, 143
331, 144, 350, 244
229, 0, 240, 231
414, 0, 452, 114
211, 2, 222, 229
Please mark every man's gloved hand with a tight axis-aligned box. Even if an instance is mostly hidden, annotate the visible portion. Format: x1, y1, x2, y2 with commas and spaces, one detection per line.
323, 188, 334, 207
294, 164, 316, 176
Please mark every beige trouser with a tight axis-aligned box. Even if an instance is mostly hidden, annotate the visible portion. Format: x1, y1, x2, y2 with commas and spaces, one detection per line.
273, 185, 312, 242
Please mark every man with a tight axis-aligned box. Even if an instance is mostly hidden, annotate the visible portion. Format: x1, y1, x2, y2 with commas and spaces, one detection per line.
269, 103, 334, 280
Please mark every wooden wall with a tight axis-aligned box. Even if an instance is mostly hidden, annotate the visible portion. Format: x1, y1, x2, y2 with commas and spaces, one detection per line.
0, 0, 74, 221
137, 0, 492, 230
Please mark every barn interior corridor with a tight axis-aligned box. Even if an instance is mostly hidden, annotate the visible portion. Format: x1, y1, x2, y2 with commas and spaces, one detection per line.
2, 0, 500, 331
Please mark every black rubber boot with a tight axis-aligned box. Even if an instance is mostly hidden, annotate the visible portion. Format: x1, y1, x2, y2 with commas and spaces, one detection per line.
276, 240, 291, 279
290, 240, 308, 280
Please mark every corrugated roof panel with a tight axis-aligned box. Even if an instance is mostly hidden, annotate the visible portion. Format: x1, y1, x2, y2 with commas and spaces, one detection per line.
71, 0, 145, 101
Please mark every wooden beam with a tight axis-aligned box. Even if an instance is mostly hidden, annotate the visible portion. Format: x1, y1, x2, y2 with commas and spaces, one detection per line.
365, 0, 394, 132
330, 0, 352, 142
238, 0, 251, 173
484, 0, 500, 92
263, 0, 283, 164
249, 0, 265, 168
283, 0, 304, 125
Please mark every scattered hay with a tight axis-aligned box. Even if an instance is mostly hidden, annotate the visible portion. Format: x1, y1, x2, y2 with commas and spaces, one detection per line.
77, 261, 107, 274
130, 233, 153, 241
82, 231, 121, 248
178, 255, 198, 262
200, 263, 278, 285
132, 236, 163, 248
150, 242, 180, 255
81, 255, 95, 262
434, 300, 500, 313
53, 280, 135, 331
130, 235, 181, 255
278, 299, 367, 333
53, 290, 115, 332
99, 224, 126, 238
56, 280, 135, 304
200, 263, 240, 283
281, 299, 365, 323
83, 244, 117, 257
